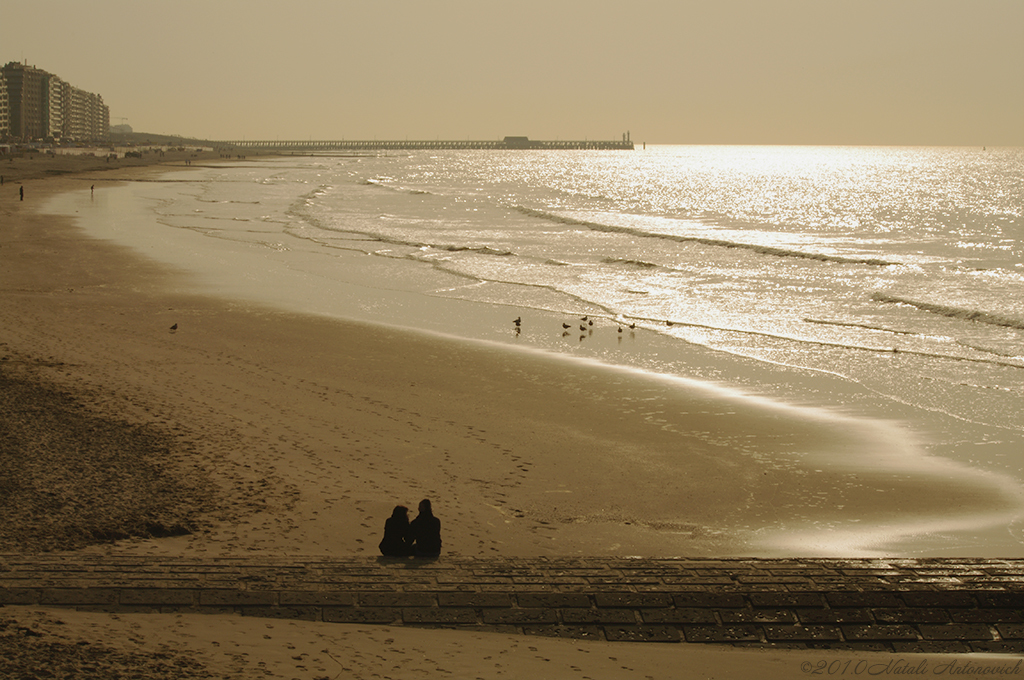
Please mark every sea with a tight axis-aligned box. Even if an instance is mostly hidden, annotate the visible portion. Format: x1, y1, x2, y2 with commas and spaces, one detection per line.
53, 144, 1024, 555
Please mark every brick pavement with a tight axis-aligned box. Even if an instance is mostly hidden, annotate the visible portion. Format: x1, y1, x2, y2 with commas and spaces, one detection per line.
1, 555, 1022, 653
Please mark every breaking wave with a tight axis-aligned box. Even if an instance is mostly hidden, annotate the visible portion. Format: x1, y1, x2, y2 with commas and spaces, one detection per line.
872, 293, 1024, 330
515, 207, 897, 266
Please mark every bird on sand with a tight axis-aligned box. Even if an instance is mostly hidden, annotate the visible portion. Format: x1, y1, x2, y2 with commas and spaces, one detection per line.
513, 317, 522, 327
169, 323, 178, 332
562, 322, 571, 329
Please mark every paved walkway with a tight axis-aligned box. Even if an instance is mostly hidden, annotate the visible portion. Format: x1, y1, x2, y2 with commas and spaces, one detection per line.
2, 555, 1022, 653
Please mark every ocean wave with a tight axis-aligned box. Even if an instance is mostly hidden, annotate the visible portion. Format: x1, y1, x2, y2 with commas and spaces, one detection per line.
871, 293, 1024, 330
439, 244, 514, 256
625, 316, 1024, 370
803, 318, 918, 336
601, 257, 660, 269
515, 207, 897, 267
362, 178, 431, 195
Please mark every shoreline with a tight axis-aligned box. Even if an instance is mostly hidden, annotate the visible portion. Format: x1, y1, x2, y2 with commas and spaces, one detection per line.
2, 157, 1023, 560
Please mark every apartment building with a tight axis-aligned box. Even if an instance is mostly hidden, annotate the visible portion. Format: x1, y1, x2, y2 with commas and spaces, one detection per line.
0, 69, 8, 139
0, 61, 109, 142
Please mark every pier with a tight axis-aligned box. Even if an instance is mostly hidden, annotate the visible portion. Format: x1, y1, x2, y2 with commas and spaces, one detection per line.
217, 136, 635, 152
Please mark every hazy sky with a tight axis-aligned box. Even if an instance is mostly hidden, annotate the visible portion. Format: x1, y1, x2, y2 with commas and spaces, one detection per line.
6, 0, 1023, 145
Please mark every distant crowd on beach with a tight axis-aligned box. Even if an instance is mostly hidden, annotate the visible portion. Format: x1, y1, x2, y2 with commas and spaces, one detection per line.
379, 499, 441, 558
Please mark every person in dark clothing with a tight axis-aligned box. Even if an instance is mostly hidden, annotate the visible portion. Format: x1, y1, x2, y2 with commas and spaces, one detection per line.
378, 505, 413, 557
409, 498, 442, 557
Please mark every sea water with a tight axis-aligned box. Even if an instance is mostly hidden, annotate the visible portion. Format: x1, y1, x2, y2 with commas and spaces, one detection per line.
123, 147, 1022, 422
55, 145, 1024, 554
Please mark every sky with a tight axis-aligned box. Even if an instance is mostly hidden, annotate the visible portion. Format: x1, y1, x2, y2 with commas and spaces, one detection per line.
5, 0, 1023, 145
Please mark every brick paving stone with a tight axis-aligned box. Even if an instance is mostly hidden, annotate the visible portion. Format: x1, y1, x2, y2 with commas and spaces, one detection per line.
978, 592, 1024, 608
950, 609, 1022, 623
720, 608, 797, 624
996, 623, 1024, 639
795, 608, 873, 625
684, 625, 761, 643
323, 607, 400, 624
663, 576, 736, 585
239, 606, 318, 621
604, 625, 680, 642
763, 625, 842, 642
279, 592, 355, 606
199, 590, 278, 607
640, 608, 717, 625
358, 592, 435, 607
516, 593, 591, 608
594, 593, 673, 608
969, 641, 1024, 654
750, 592, 823, 608
402, 607, 478, 624
119, 589, 196, 606
871, 608, 951, 624
561, 608, 637, 625
40, 588, 119, 606
0, 588, 38, 605
892, 641, 972, 653
842, 624, 919, 641
522, 625, 605, 641
438, 593, 512, 608
901, 591, 977, 608
917, 624, 995, 641
673, 593, 745, 608
482, 608, 558, 625
826, 592, 901, 608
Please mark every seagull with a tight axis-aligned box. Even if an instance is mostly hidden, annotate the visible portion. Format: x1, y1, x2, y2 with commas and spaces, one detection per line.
580, 316, 589, 322
562, 322, 571, 329
617, 326, 623, 333
513, 317, 522, 327
169, 323, 178, 332
629, 322, 636, 329
579, 324, 587, 332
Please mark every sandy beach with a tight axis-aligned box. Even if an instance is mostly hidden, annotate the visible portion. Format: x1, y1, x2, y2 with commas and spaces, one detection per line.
2, 153, 1021, 677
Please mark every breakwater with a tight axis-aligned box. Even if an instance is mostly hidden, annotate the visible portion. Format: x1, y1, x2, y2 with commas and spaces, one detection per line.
218, 136, 634, 151
3, 555, 1022, 652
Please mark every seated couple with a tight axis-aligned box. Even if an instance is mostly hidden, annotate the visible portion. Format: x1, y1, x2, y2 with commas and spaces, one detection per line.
379, 498, 442, 558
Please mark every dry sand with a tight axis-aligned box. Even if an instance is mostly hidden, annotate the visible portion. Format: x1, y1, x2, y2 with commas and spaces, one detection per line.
0, 153, 1015, 677
8, 605, 980, 680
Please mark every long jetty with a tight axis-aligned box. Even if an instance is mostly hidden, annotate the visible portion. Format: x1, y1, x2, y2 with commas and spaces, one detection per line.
217, 136, 634, 152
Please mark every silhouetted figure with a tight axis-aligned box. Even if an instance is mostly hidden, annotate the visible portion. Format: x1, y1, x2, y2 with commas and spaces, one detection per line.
378, 505, 413, 557
409, 499, 441, 557
20, 185, 24, 201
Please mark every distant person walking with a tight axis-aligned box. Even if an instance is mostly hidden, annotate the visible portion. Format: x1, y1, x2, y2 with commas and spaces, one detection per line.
20, 185, 24, 201
378, 505, 413, 557
409, 499, 442, 558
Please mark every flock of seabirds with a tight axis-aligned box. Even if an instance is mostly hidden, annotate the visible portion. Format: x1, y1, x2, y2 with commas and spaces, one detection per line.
514, 314, 641, 340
